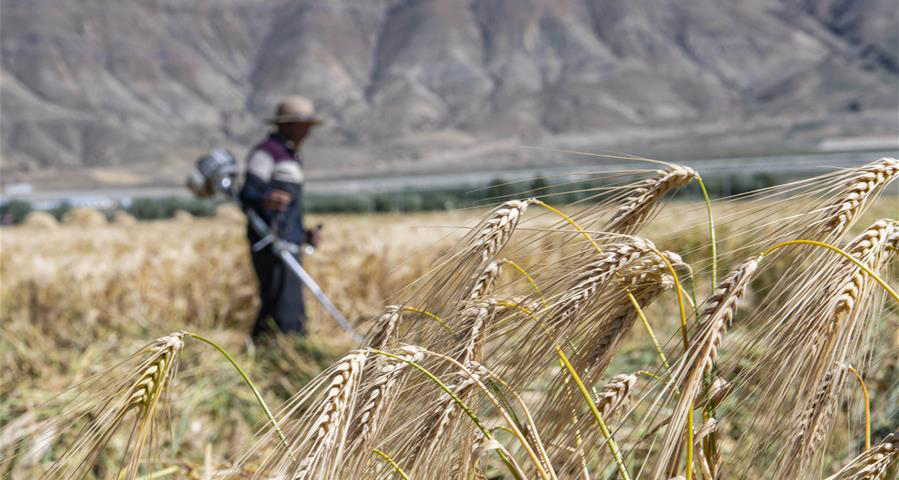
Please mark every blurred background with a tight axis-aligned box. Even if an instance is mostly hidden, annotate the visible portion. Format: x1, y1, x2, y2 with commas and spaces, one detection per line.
2, 3, 898, 477
1, 0, 897, 218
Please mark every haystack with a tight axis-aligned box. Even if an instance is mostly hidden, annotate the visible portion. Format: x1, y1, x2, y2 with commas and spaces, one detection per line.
214, 203, 244, 223
112, 210, 137, 225
172, 209, 194, 223
22, 211, 59, 229
62, 207, 107, 227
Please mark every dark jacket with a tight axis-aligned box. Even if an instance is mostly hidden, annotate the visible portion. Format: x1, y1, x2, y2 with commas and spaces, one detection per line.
239, 133, 306, 245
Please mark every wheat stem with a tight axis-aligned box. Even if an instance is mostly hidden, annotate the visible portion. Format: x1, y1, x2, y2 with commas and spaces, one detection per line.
496, 301, 533, 316
555, 345, 631, 480
637, 370, 662, 381
401, 306, 452, 332
648, 245, 690, 351
686, 403, 694, 480
696, 175, 717, 289
135, 466, 181, 479
502, 258, 546, 306
761, 240, 899, 304
373, 448, 410, 480
530, 199, 603, 253
846, 365, 871, 450
628, 290, 671, 371
186, 332, 287, 448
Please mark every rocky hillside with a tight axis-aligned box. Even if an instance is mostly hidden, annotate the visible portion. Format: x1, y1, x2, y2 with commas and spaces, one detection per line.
1, 0, 896, 184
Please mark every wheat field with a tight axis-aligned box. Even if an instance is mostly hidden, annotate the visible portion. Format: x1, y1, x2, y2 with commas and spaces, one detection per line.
2, 158, 898, 479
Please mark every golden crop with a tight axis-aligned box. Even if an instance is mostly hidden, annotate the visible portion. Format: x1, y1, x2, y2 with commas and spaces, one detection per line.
2, 158, 897, 479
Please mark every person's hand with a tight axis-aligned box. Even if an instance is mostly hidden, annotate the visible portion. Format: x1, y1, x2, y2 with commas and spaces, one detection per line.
305, 225, 322, 248
264, 189, 293, 212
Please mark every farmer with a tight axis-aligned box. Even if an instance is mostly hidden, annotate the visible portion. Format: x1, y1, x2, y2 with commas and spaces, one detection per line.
240, 96, 322, 338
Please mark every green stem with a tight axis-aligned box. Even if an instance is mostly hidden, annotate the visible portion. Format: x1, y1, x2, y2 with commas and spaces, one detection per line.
531, 199, 603, 253
686, 404, 694, 480
502, 258, 547, 307
686, 270, 702, 321
846, 365, 871, 450
401, 306, 452, 332
627, 291, 670, 371
696, 175, 717, 289
185, 332, 288, 448
648, 246, 690, 351
373, 448, 410, 480
135, 466, 180, 480
555, 346, 631, 480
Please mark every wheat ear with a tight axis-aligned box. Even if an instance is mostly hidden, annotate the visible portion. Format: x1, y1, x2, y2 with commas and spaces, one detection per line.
779, 363, 848, 477
457, 300, 497, 365
606, 164, 697, 234
347, 346, 423, 461
290, 350, 367, 480
465, 260, 503, 301
368, 305, 402, 350
552, 237, 656, 327
582, 249, 683, 379
118, 332, 185, 477
797, 220, 896, 398
833, 220, 897, 316
823, 157, 898, 235
470, 200, 529, 263
594, 373, 638, 418
656, 257, 759, 479
826, 432, 898, 480
42, 332, 185, 480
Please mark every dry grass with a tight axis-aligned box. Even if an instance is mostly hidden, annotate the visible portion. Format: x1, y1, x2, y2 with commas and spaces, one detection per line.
2, 158, 898, 479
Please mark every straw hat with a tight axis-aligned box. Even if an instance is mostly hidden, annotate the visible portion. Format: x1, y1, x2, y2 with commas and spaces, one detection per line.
266, 95, 322, 125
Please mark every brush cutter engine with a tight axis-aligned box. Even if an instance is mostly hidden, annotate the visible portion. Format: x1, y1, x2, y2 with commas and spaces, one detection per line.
187, 149, 239, 198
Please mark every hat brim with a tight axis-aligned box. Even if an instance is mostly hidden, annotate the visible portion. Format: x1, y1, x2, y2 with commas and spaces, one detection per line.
267, 115, 323, 125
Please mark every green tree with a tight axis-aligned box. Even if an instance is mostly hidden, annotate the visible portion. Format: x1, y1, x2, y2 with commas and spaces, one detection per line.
486, 178, 511, 201
529, 175, 549, 199
0, 200, 32, 224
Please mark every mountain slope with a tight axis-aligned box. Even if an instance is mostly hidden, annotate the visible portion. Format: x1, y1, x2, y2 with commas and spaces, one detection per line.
1, 0, 896, 184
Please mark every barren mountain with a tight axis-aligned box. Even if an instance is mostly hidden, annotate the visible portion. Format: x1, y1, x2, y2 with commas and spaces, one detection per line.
1, 0, 896, 185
